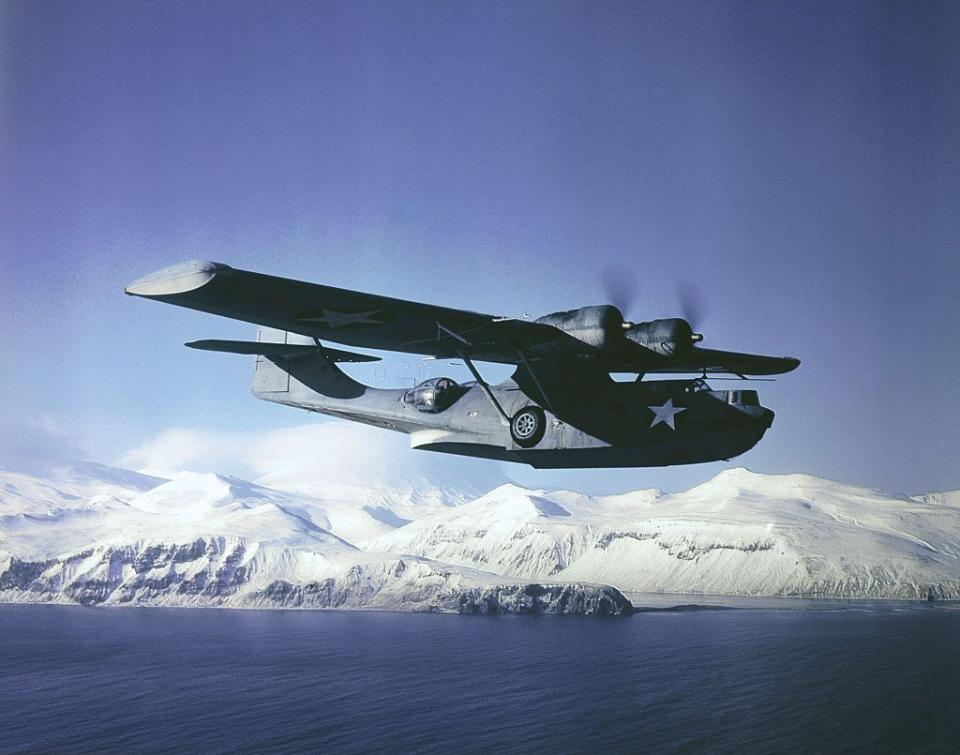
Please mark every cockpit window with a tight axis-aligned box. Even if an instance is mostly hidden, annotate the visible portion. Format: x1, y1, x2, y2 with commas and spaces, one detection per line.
727, 389, 759, 406
402, 377, 465, 413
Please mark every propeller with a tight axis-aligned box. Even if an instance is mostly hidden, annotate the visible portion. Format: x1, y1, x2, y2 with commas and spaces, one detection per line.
676, 279, 706, 343
602, 265, 705, 344
677, 279, 705, 330
600, 263, 639, 327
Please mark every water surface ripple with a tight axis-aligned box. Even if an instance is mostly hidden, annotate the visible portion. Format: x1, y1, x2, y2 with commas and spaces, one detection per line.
1, 604, 958, 753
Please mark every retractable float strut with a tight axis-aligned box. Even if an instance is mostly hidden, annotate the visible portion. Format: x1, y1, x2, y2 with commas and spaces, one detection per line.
458, 350, 510, 424
515, 349, 554, 415
436, 321, 510, 424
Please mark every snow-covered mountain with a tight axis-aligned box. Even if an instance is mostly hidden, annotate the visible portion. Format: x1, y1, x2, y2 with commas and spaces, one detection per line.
0, 461, 165, 519
0, 538, 626, 615
2, 461, 958, 608
0, 464, 630, 614
0, 467, 390, 559
362, 469, 960, 600
247, 430, 498, 520
913, 489, 960, 507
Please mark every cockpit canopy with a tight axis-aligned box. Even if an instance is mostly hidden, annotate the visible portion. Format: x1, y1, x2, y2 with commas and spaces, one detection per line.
402, 377, 465, 413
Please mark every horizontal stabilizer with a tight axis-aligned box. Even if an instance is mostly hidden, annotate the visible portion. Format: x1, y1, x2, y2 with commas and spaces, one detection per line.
185, 340, 380, 363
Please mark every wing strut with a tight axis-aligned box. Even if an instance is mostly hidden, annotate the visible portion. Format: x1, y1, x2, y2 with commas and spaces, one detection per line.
458, 350, 510, 425
436, 319, 510, 425
516, 350, 555, 414
437, 322, 471, 345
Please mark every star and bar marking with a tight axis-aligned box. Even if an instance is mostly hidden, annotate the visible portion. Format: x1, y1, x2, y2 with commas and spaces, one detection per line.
648, 398, 686, 431
294, 308, 391, 329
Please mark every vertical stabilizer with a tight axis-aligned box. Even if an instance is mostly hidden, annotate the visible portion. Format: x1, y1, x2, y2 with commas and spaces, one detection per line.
253, 328, 291, 393
252, 328, 367, 400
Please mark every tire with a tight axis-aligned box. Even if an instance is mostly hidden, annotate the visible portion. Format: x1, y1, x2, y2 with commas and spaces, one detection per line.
510, 406, 546, 448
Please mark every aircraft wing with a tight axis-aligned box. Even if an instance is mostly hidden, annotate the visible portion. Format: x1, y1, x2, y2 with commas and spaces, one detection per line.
125, 261, 559, 363
185, 339, 381, 362
624, 346, 800, 376
127, 261, 799, 376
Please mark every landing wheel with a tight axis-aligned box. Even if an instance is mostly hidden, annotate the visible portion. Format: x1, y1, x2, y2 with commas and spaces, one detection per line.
510, 406, 546, 448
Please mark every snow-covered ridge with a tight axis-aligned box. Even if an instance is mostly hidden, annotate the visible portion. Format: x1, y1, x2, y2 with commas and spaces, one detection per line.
362, 469, 960, 600
0, 464, 632, 614
0, 538, 632, 615
1, 462, 958, 607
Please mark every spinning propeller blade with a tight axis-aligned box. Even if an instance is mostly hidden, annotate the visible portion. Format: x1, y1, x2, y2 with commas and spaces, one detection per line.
600, 263, 639, 325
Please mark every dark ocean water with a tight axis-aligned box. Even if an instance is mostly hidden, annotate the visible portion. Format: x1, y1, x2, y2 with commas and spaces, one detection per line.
1, 603, 959, 753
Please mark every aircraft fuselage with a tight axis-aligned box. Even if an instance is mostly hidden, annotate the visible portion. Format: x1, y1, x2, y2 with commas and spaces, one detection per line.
252, 348, 773, 469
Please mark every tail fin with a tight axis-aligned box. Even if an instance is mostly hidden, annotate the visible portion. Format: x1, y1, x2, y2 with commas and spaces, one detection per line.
251, 328, 368, 399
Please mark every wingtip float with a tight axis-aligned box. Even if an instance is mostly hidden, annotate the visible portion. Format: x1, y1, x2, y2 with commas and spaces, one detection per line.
125, 260, 232, 298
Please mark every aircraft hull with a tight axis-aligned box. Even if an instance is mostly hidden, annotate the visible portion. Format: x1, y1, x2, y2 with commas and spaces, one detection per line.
251, 349, 775, 469
418, 425, 770, 469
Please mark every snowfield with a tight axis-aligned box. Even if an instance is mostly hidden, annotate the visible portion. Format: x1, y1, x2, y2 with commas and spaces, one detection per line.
1, 461, 958, 611
364, 470, 960, 600
0, 464, 630, 615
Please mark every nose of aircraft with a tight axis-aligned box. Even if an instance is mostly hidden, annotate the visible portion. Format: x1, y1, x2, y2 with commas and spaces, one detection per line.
733, 402, 775, 430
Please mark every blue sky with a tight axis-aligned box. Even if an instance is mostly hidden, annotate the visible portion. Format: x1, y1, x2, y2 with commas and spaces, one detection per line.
2, 1, 958, 494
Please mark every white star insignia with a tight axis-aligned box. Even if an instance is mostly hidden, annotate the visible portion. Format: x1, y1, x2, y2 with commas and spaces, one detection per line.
297, 308, 385, 328
648, 398, 686, 431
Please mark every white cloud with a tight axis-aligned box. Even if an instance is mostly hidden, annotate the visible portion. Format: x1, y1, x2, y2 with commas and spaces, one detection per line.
0, 415, 89, 474
120, 420, 506, 494
120, 428, 248, 478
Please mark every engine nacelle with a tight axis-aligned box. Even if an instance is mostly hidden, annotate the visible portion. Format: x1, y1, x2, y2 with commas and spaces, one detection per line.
535, 305, 624, 350
624, 318, 697, 357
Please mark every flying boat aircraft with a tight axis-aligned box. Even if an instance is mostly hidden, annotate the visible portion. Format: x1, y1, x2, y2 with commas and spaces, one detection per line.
126, 261, 799, 468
